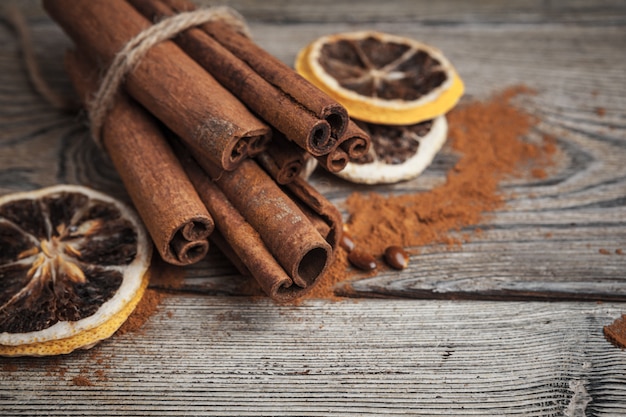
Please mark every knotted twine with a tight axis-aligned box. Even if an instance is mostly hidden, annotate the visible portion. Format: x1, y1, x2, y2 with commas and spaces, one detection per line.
87, 6, 251, 148
5, 4, 251, 148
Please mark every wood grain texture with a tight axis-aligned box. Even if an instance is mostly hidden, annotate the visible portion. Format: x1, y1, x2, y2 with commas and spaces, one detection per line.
1, 297, 626, 416
0, 1, 625, 415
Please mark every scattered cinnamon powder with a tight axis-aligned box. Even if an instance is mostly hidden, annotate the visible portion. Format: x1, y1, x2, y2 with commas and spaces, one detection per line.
72, 375, 93, 386
115, 254, 183, 335
604, 314, 626, 349
308, 85, 555, 298
117, 288, 163, 335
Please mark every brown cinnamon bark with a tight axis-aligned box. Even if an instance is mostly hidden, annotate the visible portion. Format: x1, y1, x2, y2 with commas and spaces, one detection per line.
64, 49, 213, 266
314, 120, 370, 173
256, 131, 308, 185
160, 0, 349, 144
191, 155, 332, 290
340, 120, 371, 160
173, 142, 328, 301
315, 148, 350, 173
128, 0, 334, 157
43, 0, 270, 171
283, 176, 343, 253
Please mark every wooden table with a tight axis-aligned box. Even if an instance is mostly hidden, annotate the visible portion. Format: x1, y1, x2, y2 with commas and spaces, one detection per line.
1, 1, 625, 415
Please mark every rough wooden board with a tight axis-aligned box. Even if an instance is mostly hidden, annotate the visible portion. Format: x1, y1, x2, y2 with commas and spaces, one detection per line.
1, 297, 626, 416
1, 11, 624, 300
1, 1, 626, 416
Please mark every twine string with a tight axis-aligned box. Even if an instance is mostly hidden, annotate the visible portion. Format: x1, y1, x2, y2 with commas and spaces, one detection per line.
4, 4, 250, 147
88, 6, 250, 147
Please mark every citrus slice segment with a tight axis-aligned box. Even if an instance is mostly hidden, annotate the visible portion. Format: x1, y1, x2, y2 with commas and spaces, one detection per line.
0, 184, 152, 356
295, 31, 464, 125
336, 115, 448, 184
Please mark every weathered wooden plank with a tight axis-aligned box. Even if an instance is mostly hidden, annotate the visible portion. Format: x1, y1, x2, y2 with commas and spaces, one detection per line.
1, 12, 624, 300
1, 297, 625, 416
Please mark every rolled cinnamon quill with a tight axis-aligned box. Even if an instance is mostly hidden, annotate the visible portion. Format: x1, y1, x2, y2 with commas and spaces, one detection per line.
193, 156, 332, 291
314, 120, 370, 173
64, 49, 214, 266
159, 0, 350, 152
340, 120, 371, 160
256, 131, 308, 185
128, 0, 332, 157
171, 141, 330, 301
283, 176, 343, 253
181, 156, 298, 301
43, 0, 270, 171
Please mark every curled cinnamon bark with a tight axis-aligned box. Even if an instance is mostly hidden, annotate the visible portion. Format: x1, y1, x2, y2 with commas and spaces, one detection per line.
157, 0, 350, 153
256, 131, 308, 185
314, 120, 370, 173
182, 158, 297, 301
128, 0, 333, 157
43, 0, 270, 171
64, 49, 213, 266
172, 141, 332, 301
196, 157, 332, 290
340, 121, 371, 160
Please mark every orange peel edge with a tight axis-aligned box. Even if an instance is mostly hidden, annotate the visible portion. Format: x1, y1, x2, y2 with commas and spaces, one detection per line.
295, 43, 465, 125
0, 270, 151, 357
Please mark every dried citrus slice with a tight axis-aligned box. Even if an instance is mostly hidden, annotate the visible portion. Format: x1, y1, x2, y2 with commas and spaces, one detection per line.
295, 31, 464, 125
0, 184, 152, 356
336, 115, 448, 184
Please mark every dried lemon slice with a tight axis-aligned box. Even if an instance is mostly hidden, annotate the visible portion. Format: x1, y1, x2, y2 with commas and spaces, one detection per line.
336, 116, 448, 184
0, 184, 152, 356
296, 31, 464, 125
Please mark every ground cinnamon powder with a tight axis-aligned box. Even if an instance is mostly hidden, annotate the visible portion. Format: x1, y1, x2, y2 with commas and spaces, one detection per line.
307, 86, 554, 299
604, 314, 626, 349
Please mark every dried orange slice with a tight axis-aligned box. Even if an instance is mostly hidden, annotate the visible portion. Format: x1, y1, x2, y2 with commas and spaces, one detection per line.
336, 116, 448, 184
295, 31, 464, 125
0, 185, 152, 356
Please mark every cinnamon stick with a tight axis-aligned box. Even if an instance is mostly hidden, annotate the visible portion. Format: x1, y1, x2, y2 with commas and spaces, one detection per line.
128, 0, 334, 157
191, 155, 332, 290
314, 120, 370, 173
340, 120, 371, 160
256, 131, 308, 185
283, 176, 343, 253
159, 0, 350, 145
315, 147, 350, 173
43, 0, 270, 171
64, 49, 213, 266
172, 141, 328, 301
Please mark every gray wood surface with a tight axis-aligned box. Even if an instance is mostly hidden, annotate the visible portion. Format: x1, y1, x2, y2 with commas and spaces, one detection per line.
1, 0, 625, 415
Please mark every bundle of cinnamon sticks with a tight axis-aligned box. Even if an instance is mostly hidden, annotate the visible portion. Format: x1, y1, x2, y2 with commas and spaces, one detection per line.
43, 0, 367, 301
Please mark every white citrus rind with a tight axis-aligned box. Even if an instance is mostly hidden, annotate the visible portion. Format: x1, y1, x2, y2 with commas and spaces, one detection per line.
336, 116, 448, 184
0, 184, 151, 346
306, 31, 458, 111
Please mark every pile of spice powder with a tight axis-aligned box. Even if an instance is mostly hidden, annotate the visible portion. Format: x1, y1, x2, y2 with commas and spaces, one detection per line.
308, 85, 556, 299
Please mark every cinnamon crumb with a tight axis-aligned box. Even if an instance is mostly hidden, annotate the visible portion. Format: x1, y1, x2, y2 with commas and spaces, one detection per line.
599, 248, 611, 255
2, 363, 18, 372
604, 314, 626, 349
116, 288, 163, 335
531, 168, 548, 179
596, 107, 606, 117
72, 375, 93, 386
